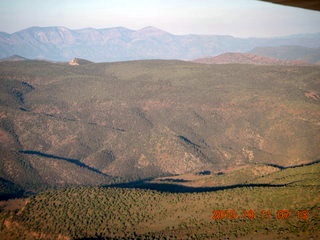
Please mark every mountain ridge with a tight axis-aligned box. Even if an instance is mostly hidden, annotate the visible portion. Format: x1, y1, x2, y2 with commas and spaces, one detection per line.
1, 26, 320, 62
193, 52, 310, 65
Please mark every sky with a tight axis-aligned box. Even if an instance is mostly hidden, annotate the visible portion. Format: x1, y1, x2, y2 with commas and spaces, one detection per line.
0, 0, 320, 37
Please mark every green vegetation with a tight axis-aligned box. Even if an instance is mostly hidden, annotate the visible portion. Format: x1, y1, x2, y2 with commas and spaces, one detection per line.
0, 163, 319, 239
158, 162, 320, 188
251, 162, 320, 186
1, 186, 319, 239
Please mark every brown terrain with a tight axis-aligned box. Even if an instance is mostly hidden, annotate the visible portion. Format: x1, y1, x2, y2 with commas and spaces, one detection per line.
193, 52, 310, 65
0, 59, 319, 199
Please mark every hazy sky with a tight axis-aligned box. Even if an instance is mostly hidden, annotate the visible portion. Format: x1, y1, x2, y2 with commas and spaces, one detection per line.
1, 0, 319, 37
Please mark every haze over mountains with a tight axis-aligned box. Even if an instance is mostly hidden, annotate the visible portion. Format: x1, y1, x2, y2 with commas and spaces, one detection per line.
1, 26, 320, 62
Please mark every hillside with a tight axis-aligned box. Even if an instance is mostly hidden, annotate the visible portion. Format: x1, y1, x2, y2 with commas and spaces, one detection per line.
144, 161, 320, 190
250, 46, 320, 64
0, 55, 28, 62
0, 60, 319, 197
1, 27, 320, 61
0, 162, 319, 239
192, 52, 309, 65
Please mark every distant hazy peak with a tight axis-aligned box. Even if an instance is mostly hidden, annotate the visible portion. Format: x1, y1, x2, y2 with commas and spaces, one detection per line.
18, 26, 71, 33
0, 54, 28, 62
137, 26, 170, 35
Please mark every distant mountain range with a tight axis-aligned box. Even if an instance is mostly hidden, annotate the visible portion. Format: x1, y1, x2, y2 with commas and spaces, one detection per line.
1, 26, 320, 62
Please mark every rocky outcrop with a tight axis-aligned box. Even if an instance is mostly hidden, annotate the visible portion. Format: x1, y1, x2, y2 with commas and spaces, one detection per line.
69, 58, 92, 65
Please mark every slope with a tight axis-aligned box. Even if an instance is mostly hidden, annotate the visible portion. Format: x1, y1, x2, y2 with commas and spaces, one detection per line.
0, 162, 319, 239
250, 46, 320, 64
0, 60, 319, 196
193, 52, 309, 65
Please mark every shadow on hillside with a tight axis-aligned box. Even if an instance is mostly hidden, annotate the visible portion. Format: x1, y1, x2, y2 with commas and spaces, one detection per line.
105, 180, 287, 193
0, 191, 25, 201
265, 159, 320, 170
19, 150, 108, 176
105, 160, 320, 193
0, 178, 25, 200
